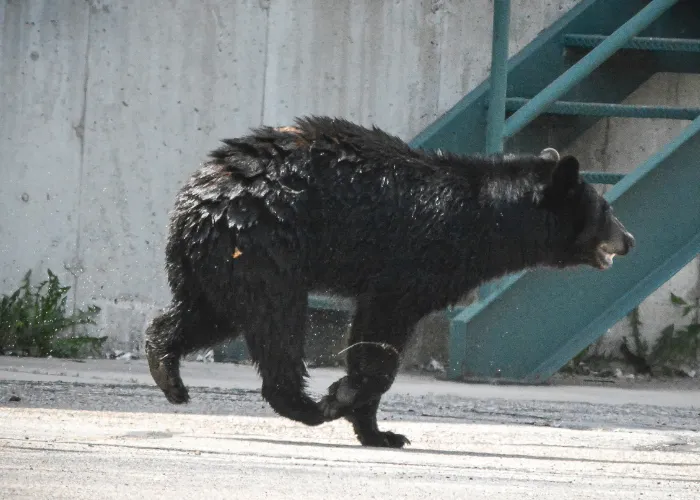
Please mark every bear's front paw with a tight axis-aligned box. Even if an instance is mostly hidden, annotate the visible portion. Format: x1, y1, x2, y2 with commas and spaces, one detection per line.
357, 430, 411, 449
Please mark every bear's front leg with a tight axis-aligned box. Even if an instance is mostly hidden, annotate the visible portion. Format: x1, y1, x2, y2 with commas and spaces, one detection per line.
347, 399, 411, 448
319, 294, 419, 448
319, 375, 410, 448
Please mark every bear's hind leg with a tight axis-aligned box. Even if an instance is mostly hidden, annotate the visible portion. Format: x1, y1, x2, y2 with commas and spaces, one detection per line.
145, 297, 236, 405
145, 306, 191, 404
319, 294, 418, 447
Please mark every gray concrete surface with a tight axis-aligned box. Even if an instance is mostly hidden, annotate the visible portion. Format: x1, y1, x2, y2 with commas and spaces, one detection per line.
1, 356, 699, 499
3, 408, 700, 500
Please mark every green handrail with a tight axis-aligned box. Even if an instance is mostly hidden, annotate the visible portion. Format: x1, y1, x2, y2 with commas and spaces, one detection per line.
503, 0, 679, 138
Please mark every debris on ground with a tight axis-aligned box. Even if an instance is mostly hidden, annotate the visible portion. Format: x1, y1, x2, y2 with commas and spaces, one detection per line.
620, 336, 653, 375
195, 349, 215, 363
664, 365, 698, 378
423, 358, 445, 374
108, 350, 140, 361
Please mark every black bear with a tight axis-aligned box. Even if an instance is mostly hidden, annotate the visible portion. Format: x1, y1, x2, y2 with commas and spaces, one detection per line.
145, 116, 635, 448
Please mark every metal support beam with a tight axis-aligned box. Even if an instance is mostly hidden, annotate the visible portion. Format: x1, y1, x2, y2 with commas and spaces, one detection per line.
485, 0, 511, 155
481, 0, 512, 301
503, 0, 679, 138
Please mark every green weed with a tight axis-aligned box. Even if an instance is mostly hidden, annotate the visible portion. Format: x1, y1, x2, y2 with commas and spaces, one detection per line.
0, 269, 104, 358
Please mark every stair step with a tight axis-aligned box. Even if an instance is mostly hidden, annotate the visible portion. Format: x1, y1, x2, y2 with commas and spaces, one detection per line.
505, 98, 700, 120
308, 294, 355, 312
563, 34, 700, 52
580, 171, 624, 185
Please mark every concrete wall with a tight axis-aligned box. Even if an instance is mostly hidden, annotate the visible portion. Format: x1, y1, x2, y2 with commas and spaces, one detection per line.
1, 0, 697, 364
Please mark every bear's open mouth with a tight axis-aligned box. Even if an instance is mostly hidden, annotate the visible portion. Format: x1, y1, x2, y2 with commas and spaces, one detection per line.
594, 245, 616, 270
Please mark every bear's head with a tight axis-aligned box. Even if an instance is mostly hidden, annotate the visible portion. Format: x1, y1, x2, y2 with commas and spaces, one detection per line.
537, 148, 635, 271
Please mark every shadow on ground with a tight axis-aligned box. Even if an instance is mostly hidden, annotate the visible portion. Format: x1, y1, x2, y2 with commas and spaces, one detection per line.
1, 379, 699, 434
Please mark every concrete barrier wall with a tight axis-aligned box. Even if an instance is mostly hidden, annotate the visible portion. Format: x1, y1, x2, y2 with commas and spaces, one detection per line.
2, 0, 697, 362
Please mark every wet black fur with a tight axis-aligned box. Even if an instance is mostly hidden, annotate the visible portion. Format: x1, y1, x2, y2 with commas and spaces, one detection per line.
145, 116, 634, 448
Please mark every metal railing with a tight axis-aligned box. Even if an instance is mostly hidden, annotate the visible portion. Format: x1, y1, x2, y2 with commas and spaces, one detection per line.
484, 0, 681, 154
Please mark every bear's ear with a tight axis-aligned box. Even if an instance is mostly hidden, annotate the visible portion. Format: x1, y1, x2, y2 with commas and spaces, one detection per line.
539, 147, 560, 163
551, 155, 580, 190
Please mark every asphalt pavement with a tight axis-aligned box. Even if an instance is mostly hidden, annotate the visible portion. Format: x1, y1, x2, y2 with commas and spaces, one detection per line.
1, 356, 699, 499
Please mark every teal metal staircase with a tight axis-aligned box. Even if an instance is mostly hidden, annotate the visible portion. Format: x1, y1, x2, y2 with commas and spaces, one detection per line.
225, 0, 700, 378
409, 0, 700, 382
